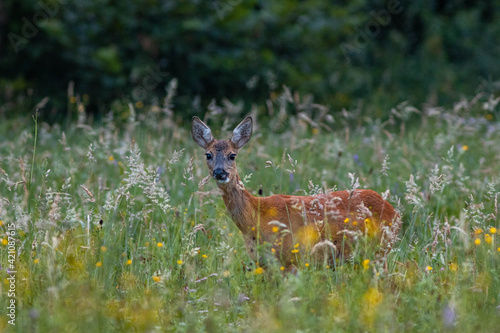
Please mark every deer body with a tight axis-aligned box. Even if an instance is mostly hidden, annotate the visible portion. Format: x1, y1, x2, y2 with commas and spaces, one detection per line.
192, 116, 400, 269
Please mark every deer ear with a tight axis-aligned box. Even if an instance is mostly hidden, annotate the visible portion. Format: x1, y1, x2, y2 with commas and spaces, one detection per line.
191, 116, 214, 149
231, 116, 253, 149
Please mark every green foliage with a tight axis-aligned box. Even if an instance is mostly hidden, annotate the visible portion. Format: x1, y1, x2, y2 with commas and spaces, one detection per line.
1, 0, 499, 120
0, 93, 499, 331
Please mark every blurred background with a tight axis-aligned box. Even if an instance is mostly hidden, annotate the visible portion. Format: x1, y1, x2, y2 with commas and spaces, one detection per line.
1, 0, 499, 123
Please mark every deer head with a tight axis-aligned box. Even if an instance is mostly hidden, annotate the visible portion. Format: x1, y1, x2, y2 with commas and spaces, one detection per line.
191, 116, 253, 185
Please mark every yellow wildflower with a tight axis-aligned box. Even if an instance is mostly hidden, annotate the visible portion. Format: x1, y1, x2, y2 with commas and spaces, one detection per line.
157, 242, 163, 248
126, 259, 132, 265
272, 226, 279, 233
0, 220, 3, 226
177, 260, 183, 265
96, 262, 102, 267
202, 254, 208, 258
291, 249, 299, 254
305, 263, 310, 267
280, 266, 285, 271
475, 228, 483, 235
485, 234, 492, 244
108, 156, 114, 161
363, 288, 383, 306
100, 246, 107, 252
426, 266, 432, 272
462, 145, 469, 151
490, 227, 497, 234
152, 276, 161, 282
294, 243, 299, 248
363, 259, 370, 270
254, 267, 264, 275
1, 239, 7, 246
474, 238, 481, 246
449, 263, 458, 271
34, 259, 40, 264
344, 218, 349, 223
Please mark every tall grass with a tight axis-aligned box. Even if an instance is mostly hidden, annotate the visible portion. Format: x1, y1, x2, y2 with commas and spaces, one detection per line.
0, 93, 499, 332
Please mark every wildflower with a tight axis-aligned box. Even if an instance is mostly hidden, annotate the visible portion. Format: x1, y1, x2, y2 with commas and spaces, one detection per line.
100, 246, 107, 252
70, 96, 77, 104
202, 254, 208, 258
312, 128, 320, 135
152, 276, 161, 282
462, 145, 469, 151
294, 243, 299, 248
305, 263, 310, 267
126, 259, 132, 265
449, 263, 458, 271
0, 220, 3, 226
426, 266, 432, 272
96, 262, 102, 267
280, 266, 285, 271
1, 239, 7, 246
34, 259, 40, 264
272, 226, 279, 233
108, 156, 114, 161
344, 218, 349, 223
177, 260, 183, 265
363, 259, 370, 270
157, 242, 163, 248
145, 242, 150, 247
485, 234, 492, 244
490, 227, 497, 234
475, 228, 483, 235
223, 270, 230, 277
363, 288, 383, 306
271, 248, 276, 253
497, 247, 500, 252
291, 249, 299, 254
254, 267, 264, 274
352, 221, 357, 226
135, 101, 144, 109
474, 238, 481, 246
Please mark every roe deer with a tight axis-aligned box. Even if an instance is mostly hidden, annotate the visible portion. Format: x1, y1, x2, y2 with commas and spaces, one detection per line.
192, 116, 400, 269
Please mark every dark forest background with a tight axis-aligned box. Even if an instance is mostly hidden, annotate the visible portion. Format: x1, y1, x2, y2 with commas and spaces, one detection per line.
1, 0, 499, 122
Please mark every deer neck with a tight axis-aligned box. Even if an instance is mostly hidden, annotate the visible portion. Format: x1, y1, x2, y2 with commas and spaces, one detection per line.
217, 174, 257, 234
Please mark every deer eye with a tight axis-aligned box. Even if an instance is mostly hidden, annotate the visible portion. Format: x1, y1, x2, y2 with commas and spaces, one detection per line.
205, 153, 213, 160
229, 154, 236, 161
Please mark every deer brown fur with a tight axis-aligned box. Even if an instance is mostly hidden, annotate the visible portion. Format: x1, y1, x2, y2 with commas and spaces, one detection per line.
192, 116, 400, 269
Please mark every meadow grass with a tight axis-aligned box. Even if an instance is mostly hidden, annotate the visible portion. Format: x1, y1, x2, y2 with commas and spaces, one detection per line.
0, 95, 499, 332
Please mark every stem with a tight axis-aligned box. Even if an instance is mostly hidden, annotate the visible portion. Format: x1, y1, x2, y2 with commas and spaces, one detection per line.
30, 109, 38, 187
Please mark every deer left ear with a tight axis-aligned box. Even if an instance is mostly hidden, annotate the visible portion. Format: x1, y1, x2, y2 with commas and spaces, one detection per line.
192, 116, 214, 149
231, 116, 253, 149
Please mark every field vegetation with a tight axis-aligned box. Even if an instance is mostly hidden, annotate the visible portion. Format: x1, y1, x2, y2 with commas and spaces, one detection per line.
0, 91, 499, 332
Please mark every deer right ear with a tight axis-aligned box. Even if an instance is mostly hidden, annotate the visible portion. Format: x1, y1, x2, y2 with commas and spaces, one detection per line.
231, 116, 253, 149
191, 117, 214, 149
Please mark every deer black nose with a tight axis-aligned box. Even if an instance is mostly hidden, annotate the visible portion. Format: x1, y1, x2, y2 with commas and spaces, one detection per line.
213, 168, 228, 180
